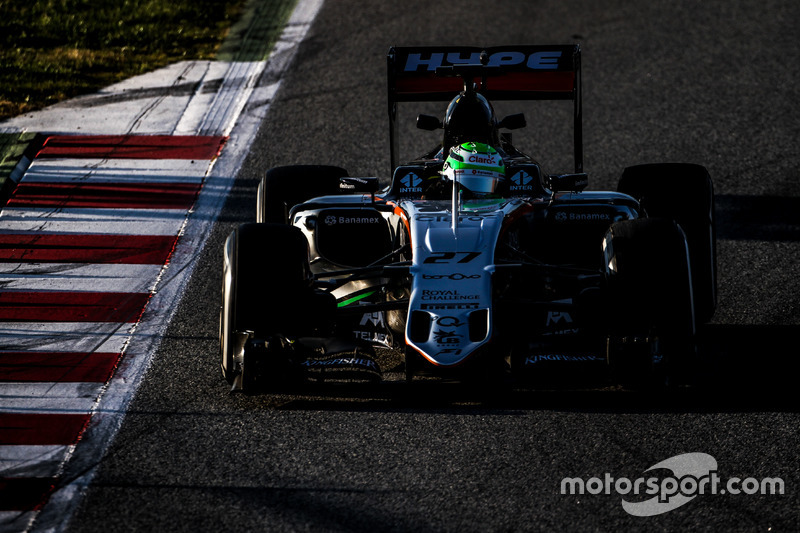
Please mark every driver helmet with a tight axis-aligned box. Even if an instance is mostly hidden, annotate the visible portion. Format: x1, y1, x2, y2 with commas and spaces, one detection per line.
442, 142, 505, 196
442, 92, 499, 153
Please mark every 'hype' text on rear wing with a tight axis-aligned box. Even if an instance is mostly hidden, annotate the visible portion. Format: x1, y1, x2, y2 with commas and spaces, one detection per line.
386, 45, 582, 172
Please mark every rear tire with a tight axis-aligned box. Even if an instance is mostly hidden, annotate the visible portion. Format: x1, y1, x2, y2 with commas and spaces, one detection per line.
618, 163, 716, 324
257, 165, 348, 223
604, 218, 696, 387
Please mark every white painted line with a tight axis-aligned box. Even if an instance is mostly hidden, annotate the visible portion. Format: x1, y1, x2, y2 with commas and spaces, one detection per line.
0, 323, 134, 353
21, 158, 208, 184
128, 61, 217, 135
0, 207, 188, 236
0, 264, 162, 293
0, 445, 70, 478
196, 61, 269, 136
173, 62, 234, 135
0, 383, 102, 413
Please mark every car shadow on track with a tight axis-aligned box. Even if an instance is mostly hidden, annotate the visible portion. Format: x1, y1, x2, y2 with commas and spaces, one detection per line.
715, 194, 800, 241
265, 324, 799, 414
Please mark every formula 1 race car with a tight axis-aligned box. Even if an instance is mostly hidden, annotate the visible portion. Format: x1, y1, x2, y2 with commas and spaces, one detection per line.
219, 45, 716, 391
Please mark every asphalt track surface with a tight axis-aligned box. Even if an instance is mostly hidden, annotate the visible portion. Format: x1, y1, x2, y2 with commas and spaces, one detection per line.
69, 1, 799, 531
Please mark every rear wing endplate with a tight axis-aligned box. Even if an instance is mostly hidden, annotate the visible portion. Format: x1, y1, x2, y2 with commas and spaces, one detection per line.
387, 45, 582, 172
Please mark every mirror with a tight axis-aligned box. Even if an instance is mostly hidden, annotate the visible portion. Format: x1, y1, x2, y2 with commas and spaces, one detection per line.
416, 114, 442, 131
498, 113, 526, 130
339, 176, 379, 193
549, 173, 589, 192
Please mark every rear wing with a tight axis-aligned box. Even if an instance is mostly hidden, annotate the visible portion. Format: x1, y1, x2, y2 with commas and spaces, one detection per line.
387, 45, 582, 172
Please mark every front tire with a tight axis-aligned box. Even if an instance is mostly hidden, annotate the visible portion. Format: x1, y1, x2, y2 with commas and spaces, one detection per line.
219, 223, 334, 388
604, 218, 697, 387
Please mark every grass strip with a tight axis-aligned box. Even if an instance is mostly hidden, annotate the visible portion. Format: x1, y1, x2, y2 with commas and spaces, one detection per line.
0, 0, 251, 121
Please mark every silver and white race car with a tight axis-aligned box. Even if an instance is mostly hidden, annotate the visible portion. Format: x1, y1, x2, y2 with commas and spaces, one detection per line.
219, 45, 716, 391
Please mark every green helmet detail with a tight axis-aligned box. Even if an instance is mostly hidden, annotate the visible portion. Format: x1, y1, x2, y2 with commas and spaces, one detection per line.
442, 142, 505, 196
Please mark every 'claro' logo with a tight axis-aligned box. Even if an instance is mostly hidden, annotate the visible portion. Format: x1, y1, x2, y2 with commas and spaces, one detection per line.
467, 154, 499, 165
404, 51, 563, 72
